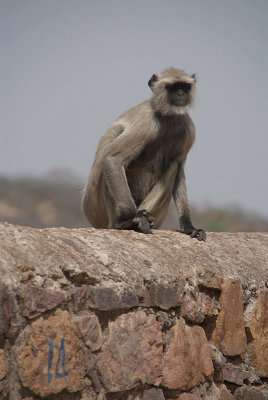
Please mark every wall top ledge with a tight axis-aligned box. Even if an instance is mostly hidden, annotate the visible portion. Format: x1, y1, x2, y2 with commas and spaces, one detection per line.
0, 222, 267, 292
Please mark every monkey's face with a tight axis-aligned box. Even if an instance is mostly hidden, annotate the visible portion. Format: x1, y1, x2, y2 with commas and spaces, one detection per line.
149, 68, 196, 116
165, 82, 192, 107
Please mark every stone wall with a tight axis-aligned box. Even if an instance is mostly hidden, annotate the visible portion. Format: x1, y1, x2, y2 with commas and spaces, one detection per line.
0, 222, 267, 400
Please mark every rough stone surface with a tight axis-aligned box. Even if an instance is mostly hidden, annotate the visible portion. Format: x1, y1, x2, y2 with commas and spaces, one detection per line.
199, 274, 222, 290
177, 394, 200, 400
209, 345, 227, 371
210, 280, 247, 356
0, 285, 13, 336
190, 381, 222, 399
245, 289, 268, 377
0, 224, 268, 399
74, 313, 103, 351
218, 385, 235, 400
22, 284, 67, 318
0, 349, 8, 380
222, 363, 250, 385
234, 385, 268, 400
13, 309, 85, 397
141, 389, 165, 400
181, 291, 218, 323
162, 319, 214, 390
1, 224, 267, 293
96, 311, 163, 392
127, 388, 165, 400
70, 285, 139, 311
148, 282, 182, 309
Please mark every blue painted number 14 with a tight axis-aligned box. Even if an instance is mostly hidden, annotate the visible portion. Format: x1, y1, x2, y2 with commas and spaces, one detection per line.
47, 338, 68, 383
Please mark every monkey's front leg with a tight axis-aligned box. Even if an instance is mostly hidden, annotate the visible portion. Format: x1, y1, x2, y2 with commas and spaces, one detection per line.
103, 156, 154, 234
178, 213, 206, 241
173, 166, 206, 242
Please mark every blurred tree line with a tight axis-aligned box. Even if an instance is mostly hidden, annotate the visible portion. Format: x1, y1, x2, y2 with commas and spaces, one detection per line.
0, 174, 267, 232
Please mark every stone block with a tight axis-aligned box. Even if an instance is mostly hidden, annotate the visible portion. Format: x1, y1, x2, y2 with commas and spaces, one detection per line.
0, 349, 8, 380
246, 290, 268, 377
162, 319, 214, 390
199, 274, 222, 290
22, 284, 66, 318
210, 280, 247, 356
181, 291, 218, 323
128, 388, 165, 400
234, 385, 268, 400
74, 313, 103, 351
96, 311, 162, 392
222, 363, 250, 386
149, 282, 181, 309
13, 309, 85, 397
71, 286, 139, 311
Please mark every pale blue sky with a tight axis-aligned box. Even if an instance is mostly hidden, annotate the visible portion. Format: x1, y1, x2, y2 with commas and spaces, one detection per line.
1, 0, 268, 216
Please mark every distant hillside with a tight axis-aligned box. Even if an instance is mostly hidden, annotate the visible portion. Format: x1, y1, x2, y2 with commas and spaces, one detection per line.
0, 175, 267, 232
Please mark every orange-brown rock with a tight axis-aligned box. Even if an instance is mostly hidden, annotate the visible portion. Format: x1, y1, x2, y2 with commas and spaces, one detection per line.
0, 349, 8, 380
162, 319, 214, 390
210, 280, 247, 356
245, 290, 268, 377
97, 311, 162, 392
13, 309, 85, 397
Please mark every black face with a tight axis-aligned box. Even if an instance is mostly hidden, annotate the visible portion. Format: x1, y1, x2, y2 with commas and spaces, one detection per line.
166, 81, 192, 107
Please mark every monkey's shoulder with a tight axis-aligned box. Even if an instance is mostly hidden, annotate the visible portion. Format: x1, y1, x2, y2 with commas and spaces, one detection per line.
114, 99, 155, 128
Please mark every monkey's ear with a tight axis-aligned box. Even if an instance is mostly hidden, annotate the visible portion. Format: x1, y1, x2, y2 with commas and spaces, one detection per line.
191, 73, 197, 83
148, 74, 158, 89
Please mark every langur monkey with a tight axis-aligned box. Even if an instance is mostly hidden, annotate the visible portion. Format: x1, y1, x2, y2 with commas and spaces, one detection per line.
83, 67, 206, 241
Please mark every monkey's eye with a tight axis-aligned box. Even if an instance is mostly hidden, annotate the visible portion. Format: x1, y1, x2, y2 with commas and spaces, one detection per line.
174, 82, 191, 93
166, 82, 191, 93
180, 83, 191, 92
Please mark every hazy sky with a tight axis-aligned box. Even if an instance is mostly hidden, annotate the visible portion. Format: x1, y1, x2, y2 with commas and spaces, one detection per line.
1, 0, 268, 217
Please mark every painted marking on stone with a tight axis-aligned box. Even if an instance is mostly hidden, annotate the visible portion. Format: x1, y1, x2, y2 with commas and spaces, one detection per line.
55, 338, 68, 383
47, 340, 53, 383
47, 338, 68, 384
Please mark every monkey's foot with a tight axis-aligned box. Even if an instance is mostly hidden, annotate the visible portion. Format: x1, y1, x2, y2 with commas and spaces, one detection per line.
133, 210, 154, 234
177, 227, 206, 242
135, 210, 154, 228
113, 209, 155, 234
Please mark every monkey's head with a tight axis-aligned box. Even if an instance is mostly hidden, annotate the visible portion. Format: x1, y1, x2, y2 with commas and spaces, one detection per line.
148, 67, 197, 116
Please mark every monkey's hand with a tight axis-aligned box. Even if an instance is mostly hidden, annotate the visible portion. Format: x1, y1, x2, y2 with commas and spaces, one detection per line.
177, 226, 206, 242
113, 209, 154, 234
